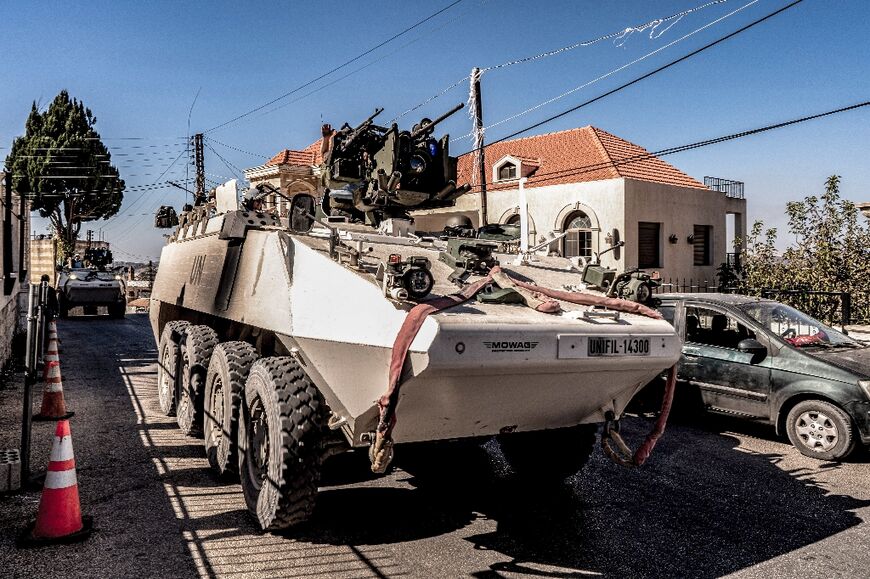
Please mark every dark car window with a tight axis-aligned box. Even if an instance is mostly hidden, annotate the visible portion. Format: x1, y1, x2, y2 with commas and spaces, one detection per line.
686, 306, 755, 349
658, 304, 676, 326
738, 301, 858, 347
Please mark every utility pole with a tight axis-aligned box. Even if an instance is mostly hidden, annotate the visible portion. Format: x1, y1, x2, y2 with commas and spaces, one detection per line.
470, 67, 487, 226
193, 133, 205, 206
86, 229, 93, 250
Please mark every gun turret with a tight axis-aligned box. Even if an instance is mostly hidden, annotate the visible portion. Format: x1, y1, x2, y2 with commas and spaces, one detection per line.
322, 103, 471, 227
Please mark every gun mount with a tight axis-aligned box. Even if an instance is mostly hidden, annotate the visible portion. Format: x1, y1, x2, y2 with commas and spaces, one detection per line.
580, 242, 660, 305
439, 238, 499, 286
322, 103, 470, 225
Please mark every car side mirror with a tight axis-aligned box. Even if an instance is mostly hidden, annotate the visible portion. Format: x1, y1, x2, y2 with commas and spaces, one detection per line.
738, 338, 767, 364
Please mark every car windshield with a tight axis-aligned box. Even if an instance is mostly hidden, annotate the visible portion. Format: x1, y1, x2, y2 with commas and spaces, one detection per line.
738, 301, 859, 348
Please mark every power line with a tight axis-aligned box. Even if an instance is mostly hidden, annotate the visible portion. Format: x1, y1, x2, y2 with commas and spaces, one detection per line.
205, 138, 269, 160
255, 0, 484, 124
389, 0, 733, 125
205, 143, 244, 180
482, 0, 730, 73
204, 0, 466, 134
456, 0, 760, 140
460, 100, 870, 194
481, 0, 804, 148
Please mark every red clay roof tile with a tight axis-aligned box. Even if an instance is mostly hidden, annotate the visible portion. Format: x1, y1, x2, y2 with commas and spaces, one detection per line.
457, 126, 706, 191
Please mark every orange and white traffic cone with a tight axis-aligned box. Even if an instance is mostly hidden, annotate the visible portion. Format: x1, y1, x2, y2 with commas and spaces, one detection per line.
46, 319, 62, 354
33, 361, 74, 421
18, 420, 92, 547
42, 331, 60, 364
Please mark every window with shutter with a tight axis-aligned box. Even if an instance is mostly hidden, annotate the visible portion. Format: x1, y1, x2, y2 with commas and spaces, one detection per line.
638, 222, 661, 268
693, 225, 711, 266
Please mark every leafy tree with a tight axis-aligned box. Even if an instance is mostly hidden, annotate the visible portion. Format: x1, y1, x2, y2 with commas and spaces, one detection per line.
738, 176, 870, 323
5, 91, 124, 261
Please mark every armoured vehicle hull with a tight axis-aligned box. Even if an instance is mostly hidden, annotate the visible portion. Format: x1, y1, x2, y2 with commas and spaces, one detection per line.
57, 269, 126, 318
151, 222, 679, 445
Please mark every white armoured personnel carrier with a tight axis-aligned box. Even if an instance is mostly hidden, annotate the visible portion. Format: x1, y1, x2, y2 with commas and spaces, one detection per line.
56, 248, 126, 318
150, 105, 682, 531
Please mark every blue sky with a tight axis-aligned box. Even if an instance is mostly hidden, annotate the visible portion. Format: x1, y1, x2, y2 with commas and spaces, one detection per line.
2, 0, 868, 261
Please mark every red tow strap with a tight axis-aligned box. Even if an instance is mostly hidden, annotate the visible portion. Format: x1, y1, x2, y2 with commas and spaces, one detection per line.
602, 364, 678, 467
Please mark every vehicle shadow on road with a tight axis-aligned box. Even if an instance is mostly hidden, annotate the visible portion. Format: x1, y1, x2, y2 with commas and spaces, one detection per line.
299, 420, 870, 578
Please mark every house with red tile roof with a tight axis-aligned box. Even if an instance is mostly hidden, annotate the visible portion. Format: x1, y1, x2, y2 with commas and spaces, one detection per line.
243, 140, 324, 216
413, 126, 747, 281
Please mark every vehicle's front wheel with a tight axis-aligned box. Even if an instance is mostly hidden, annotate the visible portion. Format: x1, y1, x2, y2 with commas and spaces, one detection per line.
58, 295, 69, 319
108, 301, 126, 319
238, 357, 325, 531
177, 325, 218, 436
156, 320, 189, 416
499, 424, 598, 483
785, 400, 856, 460
204, 341, 257, 477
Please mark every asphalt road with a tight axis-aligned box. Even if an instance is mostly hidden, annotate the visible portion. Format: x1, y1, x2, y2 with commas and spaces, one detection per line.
2, 314, 869, 578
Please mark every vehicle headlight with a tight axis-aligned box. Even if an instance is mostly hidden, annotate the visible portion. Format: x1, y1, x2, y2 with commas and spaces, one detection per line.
114, 275, 121, 280
69, 274, 78, 280
859, 380, 870, 400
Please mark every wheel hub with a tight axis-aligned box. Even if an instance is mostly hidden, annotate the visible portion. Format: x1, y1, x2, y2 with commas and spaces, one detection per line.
211, 378, 224, 441
249, 398, 269, 482
795, 410, 838, 452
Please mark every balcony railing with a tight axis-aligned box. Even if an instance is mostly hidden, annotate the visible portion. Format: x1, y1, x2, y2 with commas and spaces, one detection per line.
704, 176, 744, 199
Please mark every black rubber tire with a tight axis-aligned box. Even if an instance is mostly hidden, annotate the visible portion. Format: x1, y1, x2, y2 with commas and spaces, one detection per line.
108, 301, 126, 319
785, 399, 856, 460
177, 324, 219, 436
58, 295, 69, 319
499, 424, 598, 483
238, 356, 325, 531
156, 320, 190, 416
204, 341, 258, 477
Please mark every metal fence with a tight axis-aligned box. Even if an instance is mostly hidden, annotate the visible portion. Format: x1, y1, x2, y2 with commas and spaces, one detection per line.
653, 278, 867, 327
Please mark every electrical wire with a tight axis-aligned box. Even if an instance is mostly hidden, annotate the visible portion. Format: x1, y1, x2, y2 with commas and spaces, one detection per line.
460, 100, 870, 194
205, 138, 269, 160
477, 0, 804, 148
205, 143, 244, 180
389, 0, 733, 125
204, 0, 467, 134
455, 0, 760, 140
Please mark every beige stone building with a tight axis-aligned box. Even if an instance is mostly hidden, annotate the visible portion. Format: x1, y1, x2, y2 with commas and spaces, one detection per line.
0, 172, 31, 369
243, 143, 323, 217
414, 126, 747, 282
249, 126, 746, 282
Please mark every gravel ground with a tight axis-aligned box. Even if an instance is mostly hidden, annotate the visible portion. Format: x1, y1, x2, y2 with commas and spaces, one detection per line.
1, 314, 869, 578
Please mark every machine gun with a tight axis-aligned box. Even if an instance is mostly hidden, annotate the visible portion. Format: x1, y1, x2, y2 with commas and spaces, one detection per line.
439, 238, 499, 286
322, 103, 471, 226
580, 241, 660, 305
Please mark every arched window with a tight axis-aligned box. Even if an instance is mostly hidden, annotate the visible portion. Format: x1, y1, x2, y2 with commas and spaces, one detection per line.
498, 162, 517, 181
505, 214, 521, 225
563, 210, 593, 258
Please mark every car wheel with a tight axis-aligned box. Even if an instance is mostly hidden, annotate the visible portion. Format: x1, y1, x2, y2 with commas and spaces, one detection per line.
785, 400, 856, 460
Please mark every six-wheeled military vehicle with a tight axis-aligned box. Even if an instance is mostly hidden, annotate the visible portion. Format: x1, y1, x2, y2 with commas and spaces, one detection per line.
150, 105, 682, 531
56, 247, 127, 318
